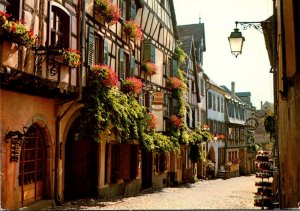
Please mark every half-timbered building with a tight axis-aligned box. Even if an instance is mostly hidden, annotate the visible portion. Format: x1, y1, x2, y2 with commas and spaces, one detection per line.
0, 0, 180, 208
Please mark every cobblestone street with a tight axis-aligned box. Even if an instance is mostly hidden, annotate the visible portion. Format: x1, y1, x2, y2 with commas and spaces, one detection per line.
49, 175, 259, 210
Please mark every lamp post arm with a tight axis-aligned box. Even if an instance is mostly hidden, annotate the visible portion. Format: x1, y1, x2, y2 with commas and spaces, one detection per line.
235, 21, 272, 33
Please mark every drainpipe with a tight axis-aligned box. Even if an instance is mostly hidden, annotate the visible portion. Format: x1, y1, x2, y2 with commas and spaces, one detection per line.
272, 0, 280, 208
54, 0, 86, 204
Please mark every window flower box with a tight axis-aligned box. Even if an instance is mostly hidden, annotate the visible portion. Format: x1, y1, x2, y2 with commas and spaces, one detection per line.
167, 77, 184, 90
94, 0, 121, 25
121, 77, 143, 95
90, 64, 118, 88
123, 20, 143, 41
141, 62, 158, 76
62, 48, 81, 68
0, 11, 35, 47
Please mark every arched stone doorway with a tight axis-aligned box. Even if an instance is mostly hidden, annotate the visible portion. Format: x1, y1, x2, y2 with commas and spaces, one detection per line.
64, 117, 98, 199
19, 124, 47, 206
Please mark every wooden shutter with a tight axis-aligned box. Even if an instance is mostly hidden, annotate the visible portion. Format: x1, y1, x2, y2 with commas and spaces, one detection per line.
87, 26, 95, 66
150, 44, 155, 63
172, 59, 178, 77
130, 145, 138, 180
119, 144, 130, 180
104, 40, 109, 65
119, 48, 125, 80
130, 55, 135, 77
166, 60, 170, 77
142, 39, 151, 62
120, 0, 126, 21
130, 1, 136, 19
164, 94, 169, 117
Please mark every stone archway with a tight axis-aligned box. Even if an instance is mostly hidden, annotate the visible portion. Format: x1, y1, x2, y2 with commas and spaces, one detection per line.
64, 117, 98, 199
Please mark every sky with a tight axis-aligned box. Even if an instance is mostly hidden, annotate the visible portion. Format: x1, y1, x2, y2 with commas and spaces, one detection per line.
173, 0, 274, 109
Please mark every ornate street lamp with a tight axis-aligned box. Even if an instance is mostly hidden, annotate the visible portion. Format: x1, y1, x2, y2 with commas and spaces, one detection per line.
228, 26, 245, 57
228, 21, 271, 58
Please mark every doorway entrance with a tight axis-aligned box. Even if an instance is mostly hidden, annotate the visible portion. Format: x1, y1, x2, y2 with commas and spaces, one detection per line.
64, 117, 98, 199
19, 124, 46, 206
141, 150, 152, 189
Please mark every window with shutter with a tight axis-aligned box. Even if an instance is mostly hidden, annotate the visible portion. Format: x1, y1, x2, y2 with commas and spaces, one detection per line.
130, 55, 135, 77
150, 44, 155, 63
172, 60, 178, 77
130, 1, 136, 19
87, 26, 95, 66
104, 40, 109, 65
119, 48, 125, 80
120, 0, 126, 21
142, 39, 151, 62
165, 59, 170, 77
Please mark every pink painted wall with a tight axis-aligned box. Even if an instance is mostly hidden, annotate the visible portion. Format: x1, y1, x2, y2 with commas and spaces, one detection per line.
0, 89, 56, 209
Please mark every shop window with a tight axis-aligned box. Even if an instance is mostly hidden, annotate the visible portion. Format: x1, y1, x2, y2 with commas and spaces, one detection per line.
48, 2, 71, 48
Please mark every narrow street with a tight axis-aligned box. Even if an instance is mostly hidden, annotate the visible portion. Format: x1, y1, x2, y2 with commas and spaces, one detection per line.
50, 175, 259, 210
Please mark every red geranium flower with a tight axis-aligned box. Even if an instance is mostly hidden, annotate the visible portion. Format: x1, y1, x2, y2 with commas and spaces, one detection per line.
122, 77, 143, 95
90, 64, 118, 88
170, 115, 182, 128
168, 77, 184, 89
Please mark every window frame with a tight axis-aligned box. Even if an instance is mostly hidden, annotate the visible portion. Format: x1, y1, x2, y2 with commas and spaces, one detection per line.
48, 1, 71, 48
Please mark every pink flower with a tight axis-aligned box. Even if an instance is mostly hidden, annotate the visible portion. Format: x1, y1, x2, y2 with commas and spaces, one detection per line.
141, 62, 158, 75
90, 64, 118, 88
170, 115, 182, 128
145, 113, 158, 131
168, 77, 184, 89
122, 77, 143, 95
124, 20, 143, 41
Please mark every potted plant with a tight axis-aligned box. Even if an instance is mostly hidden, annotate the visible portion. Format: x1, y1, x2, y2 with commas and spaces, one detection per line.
94, 0, 121, 25
123, 20, 143, 41
141, 62, 158, 76
122, 77, 143, 95
62, 48, 81, 67
90, 64, 118, 88
0, 11, 35, 47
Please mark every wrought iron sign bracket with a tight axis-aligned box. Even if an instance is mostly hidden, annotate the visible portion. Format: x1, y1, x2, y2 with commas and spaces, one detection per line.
4, 127, 28, 162
32, 44, 63, 77
235, 21, 272, 33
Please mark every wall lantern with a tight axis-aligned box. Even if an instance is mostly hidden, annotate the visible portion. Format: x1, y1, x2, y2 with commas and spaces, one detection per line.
228, 25, 245, 57
228, 21, 271, 58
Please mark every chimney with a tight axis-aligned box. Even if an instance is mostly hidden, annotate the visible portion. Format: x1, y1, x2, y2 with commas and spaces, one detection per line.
231, 81, 235, 99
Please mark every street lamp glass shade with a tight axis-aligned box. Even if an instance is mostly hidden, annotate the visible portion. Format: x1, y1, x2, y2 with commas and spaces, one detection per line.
228, 28, 245, 57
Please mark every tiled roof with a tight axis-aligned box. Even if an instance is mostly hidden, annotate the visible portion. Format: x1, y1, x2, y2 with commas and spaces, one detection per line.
177, 23, 206, 52
236, 92, 251, 97
178, 36, 193, 70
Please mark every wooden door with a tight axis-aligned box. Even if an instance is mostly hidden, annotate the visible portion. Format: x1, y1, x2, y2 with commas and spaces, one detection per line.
64, 118, 98, 199
141, 150, 152, 189
19, 125, 45, 206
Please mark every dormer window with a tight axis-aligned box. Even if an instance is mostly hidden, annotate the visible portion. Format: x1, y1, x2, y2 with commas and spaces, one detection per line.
48, 2, 71, 48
